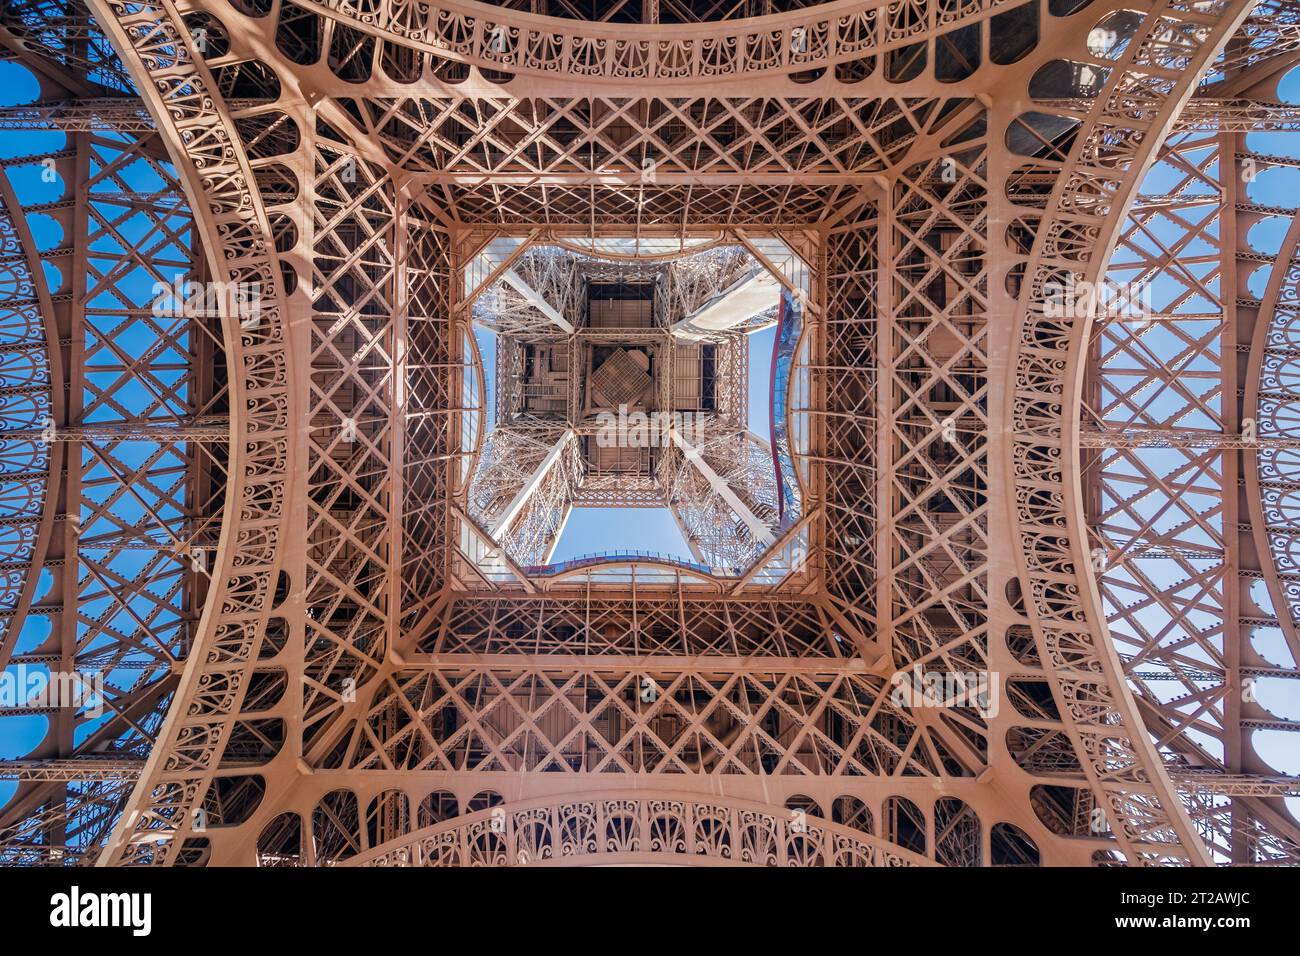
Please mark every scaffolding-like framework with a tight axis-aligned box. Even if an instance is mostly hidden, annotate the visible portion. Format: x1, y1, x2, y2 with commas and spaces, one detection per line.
0, 0, 1296, 868
462, 242, 776, 571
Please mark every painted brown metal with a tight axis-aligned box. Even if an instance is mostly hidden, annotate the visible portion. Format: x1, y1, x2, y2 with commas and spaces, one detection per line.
0, 0, 1294, 867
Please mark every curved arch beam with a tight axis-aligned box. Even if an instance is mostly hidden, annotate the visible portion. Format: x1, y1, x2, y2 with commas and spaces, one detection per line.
87, 0, 291, 866
340, 790, 938, 866
1009, 0, 1258, 864
294, 0, 1022, 86
1244, 207, 1300, 666
0, 171, 61, 666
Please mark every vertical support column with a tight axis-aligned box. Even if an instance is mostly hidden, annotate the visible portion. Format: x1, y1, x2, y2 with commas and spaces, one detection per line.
1220, 126, 1247, 862
389, 186, 411, 656
276, 103, 315, 771
875, 180, 895, 658
53, 129, 92, 830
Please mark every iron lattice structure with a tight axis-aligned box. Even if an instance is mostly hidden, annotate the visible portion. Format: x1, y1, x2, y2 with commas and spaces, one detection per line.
464, 241, 777, 572
0, 0, 1295, 867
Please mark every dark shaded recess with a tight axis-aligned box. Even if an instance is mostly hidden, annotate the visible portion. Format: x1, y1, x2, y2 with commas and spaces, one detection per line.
936, 23, 981, 83
467, 790, 505, 813
313, 789, 361, 863
885, 795, 927, 854
419, 791, 460, 828
832, 795, 874, 834
236, 112, 301, 159
382, 40, 422, 83
991, 2, 1039, 65
254, 164, 299, 206
275, 1, 322, 66
1005, 575, 1025, 612
1005, 623, 1039, 664
1006, 163, 1059, 207
269, 212, 298, 253
1031, 784, 1097, 838
316, 115, 353, 144
589, 281, 654, 301
211, 58, 281, 101
330, 23, 376, 83
366, 790, 412, 847
886, 40, 927, 82
226, 0, 274, 16
333, 98, 368, 136
259, 616, 289, 658
1006, 111, 1080, 160
1008, 677, 1062, 720
176, 838, 210, 866
836, 55, 876, 83
245, 668, 289, 711
433, 56, 473, 83
1029, 59, 1109, 99
201, 774, 266, 826
941, 110, 986, 149
1047, 0, 1096, 15
257, 812, 304, 865
183, 11, 232, 58
225, 719, 285, 763
935, 797, 981, 866
991, 822, 1041, 865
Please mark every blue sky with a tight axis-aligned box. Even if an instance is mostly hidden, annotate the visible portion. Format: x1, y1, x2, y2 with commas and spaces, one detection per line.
549, 507, 694, 563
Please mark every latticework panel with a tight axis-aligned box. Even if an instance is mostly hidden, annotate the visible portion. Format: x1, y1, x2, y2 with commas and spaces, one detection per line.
333, 665, 965, 776
399, 205, 457, 640
0, 92, 219, 863
301, 137, 398, 747
821, 199, 879, 634
887, 106, 991, 690
31, 0, 1290, 871
1086, 17, 1300, 862
424, 593, 845, 656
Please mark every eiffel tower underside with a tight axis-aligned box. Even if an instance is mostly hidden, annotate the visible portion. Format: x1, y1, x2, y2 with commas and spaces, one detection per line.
0, 0, 1298, 867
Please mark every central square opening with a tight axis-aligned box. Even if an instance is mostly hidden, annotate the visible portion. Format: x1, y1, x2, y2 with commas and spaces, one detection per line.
456, 235, 814, 587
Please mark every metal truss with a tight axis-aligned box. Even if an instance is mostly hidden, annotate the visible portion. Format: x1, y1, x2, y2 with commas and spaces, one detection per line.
0, 0, 222, 865
341, 793, 937, 868
2, 0, 1298, 870
662, 424, 780, 568
463, 239, 775, 572
472, 246, 583, 336
655, 244, 766, 332
1085, 46, 1300, 861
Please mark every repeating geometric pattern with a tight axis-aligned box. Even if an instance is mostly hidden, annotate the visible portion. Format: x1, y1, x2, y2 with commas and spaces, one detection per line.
345, 795, 938, 868
0, 0, 1295, 869
0, 86, 217, 862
